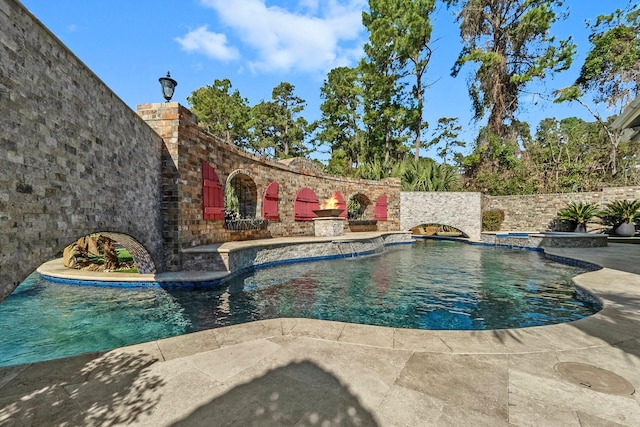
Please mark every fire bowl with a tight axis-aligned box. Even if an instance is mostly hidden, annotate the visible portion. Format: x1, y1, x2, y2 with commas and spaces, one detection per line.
313, 208, 344, 218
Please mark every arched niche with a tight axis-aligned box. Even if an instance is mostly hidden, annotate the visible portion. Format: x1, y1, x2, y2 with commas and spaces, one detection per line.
347, 193, 371, 220
226, 170, 258, 219
61, 232, 156, 274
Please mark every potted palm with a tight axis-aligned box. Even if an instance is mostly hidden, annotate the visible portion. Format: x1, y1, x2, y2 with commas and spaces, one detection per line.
600, 199, 640, 237
556, 201, 600, 233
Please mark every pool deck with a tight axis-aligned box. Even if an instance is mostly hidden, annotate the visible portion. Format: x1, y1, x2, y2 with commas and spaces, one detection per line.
2, 241, 640, 425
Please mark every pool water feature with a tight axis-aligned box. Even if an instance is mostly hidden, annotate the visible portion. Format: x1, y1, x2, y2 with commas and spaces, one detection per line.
0, 241, 599, 366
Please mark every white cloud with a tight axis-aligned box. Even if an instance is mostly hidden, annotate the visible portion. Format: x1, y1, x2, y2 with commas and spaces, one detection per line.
191, 0, 366, 74
175, 26, 240, 61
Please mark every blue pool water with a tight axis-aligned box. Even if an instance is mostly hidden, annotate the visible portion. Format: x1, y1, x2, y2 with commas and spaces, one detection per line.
0, 241, 598, 366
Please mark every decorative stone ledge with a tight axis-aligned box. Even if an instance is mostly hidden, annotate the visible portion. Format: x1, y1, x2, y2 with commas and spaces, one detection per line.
480, 232, 608, 249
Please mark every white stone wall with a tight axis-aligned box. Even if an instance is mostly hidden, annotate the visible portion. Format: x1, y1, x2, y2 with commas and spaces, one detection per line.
400, 192, 482, 240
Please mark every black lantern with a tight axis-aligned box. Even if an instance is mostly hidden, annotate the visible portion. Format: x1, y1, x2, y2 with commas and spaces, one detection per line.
158, 72, 178, 102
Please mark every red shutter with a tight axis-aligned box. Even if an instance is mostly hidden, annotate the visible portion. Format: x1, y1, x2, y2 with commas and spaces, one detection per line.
374, 195, 388, 221
262, 182, 280, 220
294, 187, 319, 221
202, 161, 224, 220
333, 191, 347, 218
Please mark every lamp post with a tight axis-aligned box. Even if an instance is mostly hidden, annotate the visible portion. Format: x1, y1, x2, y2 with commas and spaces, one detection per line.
158, 72, 178, 102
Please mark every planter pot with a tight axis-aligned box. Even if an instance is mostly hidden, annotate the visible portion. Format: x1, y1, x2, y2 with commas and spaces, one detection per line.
614, 222, 636, 237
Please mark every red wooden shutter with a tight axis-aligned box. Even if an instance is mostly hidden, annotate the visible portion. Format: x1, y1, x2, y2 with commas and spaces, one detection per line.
294, 187, 319, 221
262, 182, 280, 220
333, 191, 347, 218
202, 161, 224, 220
374, 195, 388, 221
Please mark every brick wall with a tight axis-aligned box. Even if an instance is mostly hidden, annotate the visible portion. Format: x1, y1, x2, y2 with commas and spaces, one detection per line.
0, 0, 164, 300
137, 103, 402, 271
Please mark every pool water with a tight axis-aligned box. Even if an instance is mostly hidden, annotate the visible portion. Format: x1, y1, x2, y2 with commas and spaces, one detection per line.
0, 241, 598, 366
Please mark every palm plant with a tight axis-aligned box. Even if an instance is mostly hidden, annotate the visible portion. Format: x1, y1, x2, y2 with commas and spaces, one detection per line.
556, 201, 600, 232
395, 158, 461, 191
600, 199, 640, 226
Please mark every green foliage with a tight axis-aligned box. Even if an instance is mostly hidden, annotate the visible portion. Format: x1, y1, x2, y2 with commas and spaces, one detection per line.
447, 0, 575, 136
527, 117, 610, 193
187, 79, 250, 146
576, 4, 640, 108
394, 158, 461, 191
459, 125, 538, 195
355, 159, 390, 180
364, 0, 437, 160
347, 198, 365, 220
429, 117, 465, 164
600, 199, 640, 225
482, 210, 505, 231
316, 66, 364, 172
553, 3, 640, 180
556, 202, 601, 226
224, 185, 240, 217
116, 248, 133, 263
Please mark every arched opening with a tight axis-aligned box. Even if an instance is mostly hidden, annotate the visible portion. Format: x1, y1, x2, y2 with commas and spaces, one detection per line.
60, 232, 156, 274
410, 223, 468, 238
346, 194, 377, 231
347, 194, 371, 220
225, 170, 258, 219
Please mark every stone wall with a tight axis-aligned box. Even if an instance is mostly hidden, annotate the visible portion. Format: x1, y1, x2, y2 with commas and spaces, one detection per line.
484, 187, 640, 231
137, 103, 402, 271
400, 192, 482, 240
0, 0, 165, 301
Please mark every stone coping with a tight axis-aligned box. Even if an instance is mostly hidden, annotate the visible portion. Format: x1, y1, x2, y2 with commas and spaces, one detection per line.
37, 259, 229, 284
182, 230, 411, 254
37, 231, 412, 284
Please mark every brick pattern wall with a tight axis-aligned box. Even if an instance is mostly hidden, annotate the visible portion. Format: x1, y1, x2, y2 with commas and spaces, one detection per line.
484, 187, 640, 231
137, 104, 402, 271
0, 1, 164, 300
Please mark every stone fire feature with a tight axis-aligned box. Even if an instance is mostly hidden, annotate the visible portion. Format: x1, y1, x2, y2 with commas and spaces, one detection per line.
313, 208, 345, 237
313, 216, 346, 237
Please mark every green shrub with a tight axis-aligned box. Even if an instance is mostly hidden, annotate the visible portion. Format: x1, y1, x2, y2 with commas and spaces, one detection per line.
600, 199, 640, 226
116, 248, 133, 263
557, 202, 600, 224
482, 210, 505, 231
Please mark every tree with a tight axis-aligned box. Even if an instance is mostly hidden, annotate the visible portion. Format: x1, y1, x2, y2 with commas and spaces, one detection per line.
316, 66, 364, 174
363, 0, 437, 161
526, 117, 607, 193
359, 55, 411, 168
248, 100, 280, 158
429, 117, 465, 164
271, 82, 309, 158
248, 82, 310, 159
555, 2, 640, 178
187, 79, 250, 146
445, 0, 574, 139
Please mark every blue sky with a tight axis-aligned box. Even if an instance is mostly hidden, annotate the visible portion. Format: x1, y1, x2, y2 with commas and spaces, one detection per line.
21, 0, 632, 161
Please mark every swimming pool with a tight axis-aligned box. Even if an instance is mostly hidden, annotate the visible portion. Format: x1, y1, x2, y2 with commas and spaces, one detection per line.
0, 240, 598, 366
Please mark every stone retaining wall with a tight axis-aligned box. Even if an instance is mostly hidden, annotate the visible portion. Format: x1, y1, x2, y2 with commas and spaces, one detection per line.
484, 187, 640, 231
0, 0, 164, 300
